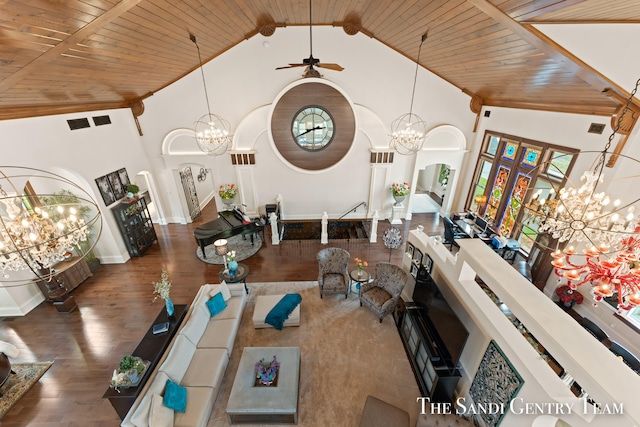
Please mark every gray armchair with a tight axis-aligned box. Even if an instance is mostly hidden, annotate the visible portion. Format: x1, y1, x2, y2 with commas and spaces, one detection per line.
360, 263, 408, 322
317, 247, 351, 298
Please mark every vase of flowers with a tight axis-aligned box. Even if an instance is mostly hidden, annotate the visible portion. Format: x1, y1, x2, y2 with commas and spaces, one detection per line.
390, 182, 410, 206
254, 355, 279, 386
555, 285, 584, 309
227, 250, 238, 273
218, 184, 238, 209
354, 257, 368, 277
152, 267, 173, 318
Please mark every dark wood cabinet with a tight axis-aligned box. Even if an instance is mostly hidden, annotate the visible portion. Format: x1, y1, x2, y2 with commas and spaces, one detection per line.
398, 303, 462, 403
111, 195, 157, 256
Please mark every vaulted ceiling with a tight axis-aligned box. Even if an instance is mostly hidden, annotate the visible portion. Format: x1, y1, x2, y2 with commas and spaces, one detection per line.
2, 0, 640, 121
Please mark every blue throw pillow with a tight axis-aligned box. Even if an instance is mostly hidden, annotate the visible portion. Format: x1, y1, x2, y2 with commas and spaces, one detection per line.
206, 292, 227, 317
163, 379, 187, 413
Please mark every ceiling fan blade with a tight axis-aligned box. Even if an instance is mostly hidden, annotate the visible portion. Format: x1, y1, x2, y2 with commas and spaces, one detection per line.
316, 63, 344, 71
275, 63, 307, 70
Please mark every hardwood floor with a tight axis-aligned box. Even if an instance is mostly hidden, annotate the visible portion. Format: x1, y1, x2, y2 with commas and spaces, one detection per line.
0, 204, 443, 426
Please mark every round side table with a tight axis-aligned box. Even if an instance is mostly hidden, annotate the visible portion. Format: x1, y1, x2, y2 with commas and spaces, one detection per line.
219, 262, 249, 293
350, 269, 371, 295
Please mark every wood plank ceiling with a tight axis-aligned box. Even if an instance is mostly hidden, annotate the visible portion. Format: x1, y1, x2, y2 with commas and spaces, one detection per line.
1, 0, 639, 121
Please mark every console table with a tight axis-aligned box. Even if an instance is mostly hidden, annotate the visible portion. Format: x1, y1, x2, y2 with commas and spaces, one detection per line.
103, 304, 188, 420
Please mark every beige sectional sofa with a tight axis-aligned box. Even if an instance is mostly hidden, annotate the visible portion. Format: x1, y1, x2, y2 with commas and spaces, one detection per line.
121, 282, 246, 427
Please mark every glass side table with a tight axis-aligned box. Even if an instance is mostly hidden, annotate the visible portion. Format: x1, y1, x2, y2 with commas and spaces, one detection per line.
350, 269, 371, 295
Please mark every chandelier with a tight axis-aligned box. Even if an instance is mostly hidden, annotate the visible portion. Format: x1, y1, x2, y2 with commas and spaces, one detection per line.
190, 35, 232, 156
390, 34, 428, 156
0, 166, 102, 284
522, 78, 640, 310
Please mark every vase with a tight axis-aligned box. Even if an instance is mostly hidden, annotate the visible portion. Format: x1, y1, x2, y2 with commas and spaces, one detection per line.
221, 197, 235, 209
357, 269, 363, 277
126, 368, 139, 384
393, 195, 405, 206
228, 260, 238, 273
165, 297, 174, 318
259, 371, 276, 386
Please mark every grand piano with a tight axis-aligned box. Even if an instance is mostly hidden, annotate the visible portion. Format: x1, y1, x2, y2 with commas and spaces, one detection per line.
194, 209, 264, 258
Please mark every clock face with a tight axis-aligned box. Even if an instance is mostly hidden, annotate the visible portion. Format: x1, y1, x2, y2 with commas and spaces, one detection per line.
292, 106, 335, 151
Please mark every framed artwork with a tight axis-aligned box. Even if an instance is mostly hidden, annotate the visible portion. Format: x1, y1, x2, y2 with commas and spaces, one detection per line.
118, 168, 130, 188
423, 254, 433, 274
108, 171, 126, 200
469, 340, 523, 427
407, 243, 414, 258
95, 176, 116, 205
413, 248, 423, 266
410, 263, 418, 279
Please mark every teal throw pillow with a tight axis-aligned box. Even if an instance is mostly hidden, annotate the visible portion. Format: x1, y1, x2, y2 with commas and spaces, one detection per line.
163, 379, 187, 413
206, 292, 227, 317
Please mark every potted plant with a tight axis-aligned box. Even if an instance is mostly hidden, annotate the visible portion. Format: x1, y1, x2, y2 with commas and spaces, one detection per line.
118, 355, 144, 383
125, 183, 140, 201
389, 182, 410, 206
218, 184, 238, 208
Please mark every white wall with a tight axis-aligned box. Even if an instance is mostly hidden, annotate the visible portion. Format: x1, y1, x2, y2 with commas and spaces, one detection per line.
139, 26, 475, 221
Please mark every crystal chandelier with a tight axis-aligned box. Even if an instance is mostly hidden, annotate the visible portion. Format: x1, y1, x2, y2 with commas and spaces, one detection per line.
190, 35, 232, 156
390, 34, 428, 156
0, 166, 102, 283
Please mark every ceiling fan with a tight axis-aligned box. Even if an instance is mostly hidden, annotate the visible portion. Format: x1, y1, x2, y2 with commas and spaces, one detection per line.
275, 0, 344, 77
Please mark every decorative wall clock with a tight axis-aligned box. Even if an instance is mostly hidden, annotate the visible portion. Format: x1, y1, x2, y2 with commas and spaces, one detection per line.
270, 81, 356, 171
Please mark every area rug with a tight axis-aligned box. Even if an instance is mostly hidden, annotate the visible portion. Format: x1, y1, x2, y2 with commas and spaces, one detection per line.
195, 233, 263, 265
206, 281, 420, 427
0, 361, 53, 419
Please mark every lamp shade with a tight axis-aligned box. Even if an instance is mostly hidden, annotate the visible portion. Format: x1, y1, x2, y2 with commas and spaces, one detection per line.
214, 239, 228, 256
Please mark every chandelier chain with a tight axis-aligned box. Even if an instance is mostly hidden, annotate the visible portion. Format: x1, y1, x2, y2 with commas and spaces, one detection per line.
408, 34, 426, 117
191, 35, 212, 118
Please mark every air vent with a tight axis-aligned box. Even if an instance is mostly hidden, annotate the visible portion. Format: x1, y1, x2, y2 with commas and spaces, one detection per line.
588, 123, 606, 134
67, 118, 90, 130
93, 115, 111, 126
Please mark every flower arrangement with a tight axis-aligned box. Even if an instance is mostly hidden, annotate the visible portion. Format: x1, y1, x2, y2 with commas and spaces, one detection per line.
218, 183, 237, 200
152, 267, 172, 302
354, 257, 368, 273
255, 355, 279, 386
111, 356, 146, 390
390, 182, 410, 196
555, 285, 584, 306
226, 250, 237, 262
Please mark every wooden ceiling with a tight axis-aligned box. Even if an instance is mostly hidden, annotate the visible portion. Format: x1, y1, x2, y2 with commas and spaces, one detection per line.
2, 0, 640, 121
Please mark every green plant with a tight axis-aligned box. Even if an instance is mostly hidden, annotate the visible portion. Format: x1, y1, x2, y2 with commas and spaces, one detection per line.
127, 183, 139, 194
119, 355, 137, 372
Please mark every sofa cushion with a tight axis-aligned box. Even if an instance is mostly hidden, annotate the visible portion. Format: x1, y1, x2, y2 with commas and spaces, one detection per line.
179, 307, 209, 348
163, 379, 187, 413
174, 386, 216, 427
197, 318, 237, 355
159, 335, 196, 383
209, 281, 231, 302
181, 348, 228, 388
212, 296, 244, 320
149, 393, 173, 427
130, 371, 170, 427
206, 292, 227, 317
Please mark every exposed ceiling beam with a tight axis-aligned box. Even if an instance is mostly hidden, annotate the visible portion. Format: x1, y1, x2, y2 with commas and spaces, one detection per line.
0, 0, 142, 92
467, 0, 638, 110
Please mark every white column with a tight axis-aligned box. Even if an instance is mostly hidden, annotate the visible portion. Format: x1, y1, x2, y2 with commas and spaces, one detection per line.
390, 204, 403, 224
370, 210, 379, 243
270, 212, 280, 245
321, 212, 328, 245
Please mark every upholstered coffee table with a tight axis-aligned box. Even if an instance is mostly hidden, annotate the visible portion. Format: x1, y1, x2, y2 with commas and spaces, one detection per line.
252, 295, 301, 329
227, 346, 300, 424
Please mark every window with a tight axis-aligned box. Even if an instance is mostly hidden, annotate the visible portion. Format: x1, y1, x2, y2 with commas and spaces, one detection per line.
467, 131, 578, 254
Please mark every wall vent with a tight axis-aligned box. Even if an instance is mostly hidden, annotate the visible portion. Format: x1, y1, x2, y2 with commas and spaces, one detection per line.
588, 123, 606, 134
93, 115, 112, 126
67, 117, 90, 130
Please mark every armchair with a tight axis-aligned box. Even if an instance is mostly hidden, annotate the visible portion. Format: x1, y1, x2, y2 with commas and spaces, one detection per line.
360, 263, 408, 322
317, 247, 351, 298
